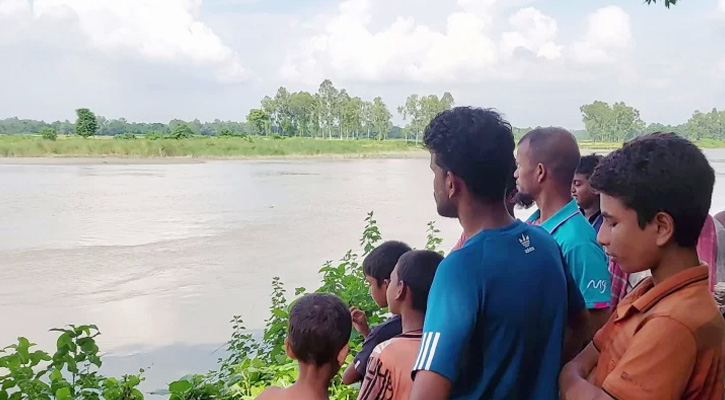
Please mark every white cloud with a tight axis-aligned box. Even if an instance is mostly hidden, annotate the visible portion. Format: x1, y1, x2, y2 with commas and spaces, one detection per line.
281, 1, 639, 84
720, 0, 725, 12
281, 0, 575, 84
0, 0, 249, 82
281, 0, 501, 84
572, 6, 632, 64
501, 7, 562, 60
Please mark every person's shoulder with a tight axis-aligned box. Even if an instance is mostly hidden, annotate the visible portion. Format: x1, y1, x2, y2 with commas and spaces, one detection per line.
367, 315, 402, 342
254, 386, 283, 400
377, 335, 422, 368
650, 284, 725, 339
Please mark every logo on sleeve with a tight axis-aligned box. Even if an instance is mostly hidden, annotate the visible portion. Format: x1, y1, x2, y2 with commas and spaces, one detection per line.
519, 234, 535, 254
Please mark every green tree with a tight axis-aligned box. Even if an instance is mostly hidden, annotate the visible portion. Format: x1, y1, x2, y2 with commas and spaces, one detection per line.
289, 91, 317, 137
169, 123, 195, 139
247, 109, 270, 136
317, 79, 339, 139
41, 127, 57, 141
273, 87, 293, 136
75, 108, 98, 138
371, 97, 392, 140
580, 101, 644, 142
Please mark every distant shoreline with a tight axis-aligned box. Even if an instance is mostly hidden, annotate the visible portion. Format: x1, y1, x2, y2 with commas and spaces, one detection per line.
0, 135, 721, 162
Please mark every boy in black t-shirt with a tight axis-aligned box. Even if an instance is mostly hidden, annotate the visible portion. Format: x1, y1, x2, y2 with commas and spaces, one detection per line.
341, 241, 411, 385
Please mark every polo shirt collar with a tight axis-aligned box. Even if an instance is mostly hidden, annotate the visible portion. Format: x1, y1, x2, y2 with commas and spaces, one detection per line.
616, 265, 709, 319
527, 199, 580, 234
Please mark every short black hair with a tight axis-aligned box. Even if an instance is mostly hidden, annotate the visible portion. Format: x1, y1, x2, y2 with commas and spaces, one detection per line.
590, 132, 714, 247
288, 293, 351, 366
424, 107, 515, 203
519, 127, 580, 187
576, 154, 604, 178
363, 241, 412, 285
395, 250, 444, 312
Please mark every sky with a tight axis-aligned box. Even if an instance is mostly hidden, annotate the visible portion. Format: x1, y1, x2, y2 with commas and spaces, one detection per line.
0, 0, 724, 129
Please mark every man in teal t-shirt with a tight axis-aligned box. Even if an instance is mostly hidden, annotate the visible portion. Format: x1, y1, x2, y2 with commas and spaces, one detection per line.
515, 127, 611, 340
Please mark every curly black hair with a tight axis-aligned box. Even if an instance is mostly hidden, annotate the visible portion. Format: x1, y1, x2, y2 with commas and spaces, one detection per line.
424, 107, 515, 203
576, 154, 604, 178
288, 293, 351, 366
590, 132, 714, 247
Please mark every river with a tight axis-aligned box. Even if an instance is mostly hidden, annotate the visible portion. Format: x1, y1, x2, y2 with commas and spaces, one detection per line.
1, 151, 724, 393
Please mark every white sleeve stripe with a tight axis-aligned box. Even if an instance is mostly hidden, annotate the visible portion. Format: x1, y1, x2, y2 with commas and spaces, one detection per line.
423, 332, 441, 370
413, 332, 428, 370
414, 332, 432, 371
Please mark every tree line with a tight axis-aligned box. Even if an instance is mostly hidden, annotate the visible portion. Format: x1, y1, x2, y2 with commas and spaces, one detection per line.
247, 79, 455, 142
0, 81, 722, 143
580, 101, 725, 142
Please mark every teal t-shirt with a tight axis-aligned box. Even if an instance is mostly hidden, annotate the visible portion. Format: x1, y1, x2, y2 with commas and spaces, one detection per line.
527, 200, 611, 309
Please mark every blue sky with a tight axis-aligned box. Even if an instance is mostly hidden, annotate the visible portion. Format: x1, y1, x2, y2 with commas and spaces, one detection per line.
0, 0, 723, 129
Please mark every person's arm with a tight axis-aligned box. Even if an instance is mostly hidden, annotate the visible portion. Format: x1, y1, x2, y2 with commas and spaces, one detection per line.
562, 317, 697, 400
563, 308, 589, 364
410, 256, 479, 400
342, 363, 362, 385
588, 308, 611, 336
562, 252, 589, 363
560, 343, 613, 400
409, 371, 452, 400
566, 243, 611, 337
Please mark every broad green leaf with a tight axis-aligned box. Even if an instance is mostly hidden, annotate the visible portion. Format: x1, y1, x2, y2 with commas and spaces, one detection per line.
168, 379, 192, 393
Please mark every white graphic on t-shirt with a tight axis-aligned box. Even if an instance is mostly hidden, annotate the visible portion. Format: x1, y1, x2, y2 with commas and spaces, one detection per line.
519, 234, 535, 254
586, 279, 608, 294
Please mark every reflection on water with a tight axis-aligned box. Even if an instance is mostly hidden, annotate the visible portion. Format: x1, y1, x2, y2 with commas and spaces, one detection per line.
1, 150, 724, 393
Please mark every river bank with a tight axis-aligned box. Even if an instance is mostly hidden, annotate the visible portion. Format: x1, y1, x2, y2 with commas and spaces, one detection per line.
1, 135, 723, 159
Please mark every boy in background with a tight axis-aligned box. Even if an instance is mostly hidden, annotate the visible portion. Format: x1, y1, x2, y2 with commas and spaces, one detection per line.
255, 293, 352, 400
572, 154, 604, 233
342, 241, 412, 385
560, 133, 724, 400
357, 250, 443, 400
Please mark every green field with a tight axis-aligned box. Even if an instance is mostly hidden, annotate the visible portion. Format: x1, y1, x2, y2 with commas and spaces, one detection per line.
0, 135, 423, 158
0, 135, 722, 159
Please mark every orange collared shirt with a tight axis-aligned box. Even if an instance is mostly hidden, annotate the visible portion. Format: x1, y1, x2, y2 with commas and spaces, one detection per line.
592, 265, 724, 400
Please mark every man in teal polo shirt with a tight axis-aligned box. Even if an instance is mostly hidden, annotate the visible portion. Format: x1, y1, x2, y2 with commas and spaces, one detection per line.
515, 127, 611, 341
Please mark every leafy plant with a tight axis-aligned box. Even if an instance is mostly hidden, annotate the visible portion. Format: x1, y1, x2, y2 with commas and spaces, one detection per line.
41, 128, 58, 141
113, 133, 136, 140
0, 325, 144, 400
425, 221, 443, 255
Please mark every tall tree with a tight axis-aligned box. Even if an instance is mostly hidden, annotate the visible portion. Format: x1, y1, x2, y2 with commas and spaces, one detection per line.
361, 101, 374, 139
289, 91, 317, 137
75, 108, 98, 138
247, 109, 270, 136
317, 80, 339, 139
580, 101, 644, 142
273, 87, 292, 136
371, 97, 392, 140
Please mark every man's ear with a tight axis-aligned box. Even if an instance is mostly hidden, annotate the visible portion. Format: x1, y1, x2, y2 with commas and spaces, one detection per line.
285, 337, 297, 360
395, 281, 406, 302
653, 211, 675, 247
446, 170, 458, 199
337, 343, 350, 366
536, 163, 546, 184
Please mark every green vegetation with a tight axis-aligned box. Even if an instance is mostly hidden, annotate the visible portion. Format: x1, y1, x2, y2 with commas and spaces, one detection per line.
75, 109, 98, 138
0, 213, 441, 400
41, 128, 57, 141
579, 101, 725, 143
0, 135, 422, 158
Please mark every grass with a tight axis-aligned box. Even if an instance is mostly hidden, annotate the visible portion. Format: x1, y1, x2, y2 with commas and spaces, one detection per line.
0, 135, 722, 159
0, 135, 424, 158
